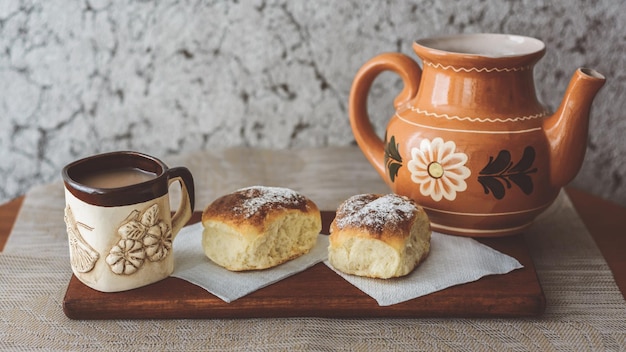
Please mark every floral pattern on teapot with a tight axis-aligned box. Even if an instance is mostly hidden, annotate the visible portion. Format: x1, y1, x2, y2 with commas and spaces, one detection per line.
385, 134, 538, 202
477, 147, 537, 200
385, 136, 471, 202
407, 137, 470, 202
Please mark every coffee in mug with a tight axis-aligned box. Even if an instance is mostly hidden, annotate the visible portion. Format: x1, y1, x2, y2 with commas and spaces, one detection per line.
62, 151, 195, 292
75, 167, 158, 189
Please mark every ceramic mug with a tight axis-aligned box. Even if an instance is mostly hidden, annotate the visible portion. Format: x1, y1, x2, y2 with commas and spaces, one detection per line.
62, 151, 195, 292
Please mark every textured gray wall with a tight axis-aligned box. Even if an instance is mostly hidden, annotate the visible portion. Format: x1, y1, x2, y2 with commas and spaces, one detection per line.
1, 0, 625, 206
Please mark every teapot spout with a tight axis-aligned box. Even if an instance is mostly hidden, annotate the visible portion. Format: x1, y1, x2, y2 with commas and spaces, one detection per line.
543, 68, 606, 188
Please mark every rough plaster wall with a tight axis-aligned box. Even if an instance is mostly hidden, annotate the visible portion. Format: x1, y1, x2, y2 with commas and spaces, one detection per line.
0, 0, 624, 206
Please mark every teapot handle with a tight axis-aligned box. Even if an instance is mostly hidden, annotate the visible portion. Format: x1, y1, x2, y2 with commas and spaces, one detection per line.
348, 53, 422, 183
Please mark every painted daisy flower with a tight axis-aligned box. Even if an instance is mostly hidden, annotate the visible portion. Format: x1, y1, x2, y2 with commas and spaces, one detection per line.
407, 137, 471, 202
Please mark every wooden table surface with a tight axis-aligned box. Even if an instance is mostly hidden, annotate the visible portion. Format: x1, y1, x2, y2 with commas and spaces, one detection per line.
1, 187, 625, 301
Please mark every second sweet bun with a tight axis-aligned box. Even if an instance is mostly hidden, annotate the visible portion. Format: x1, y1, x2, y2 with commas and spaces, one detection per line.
201, 186, 322, 271
328, 193, 431, 279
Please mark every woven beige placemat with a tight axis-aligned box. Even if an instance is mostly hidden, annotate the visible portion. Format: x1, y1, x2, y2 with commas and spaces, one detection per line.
2, 147, 625, 351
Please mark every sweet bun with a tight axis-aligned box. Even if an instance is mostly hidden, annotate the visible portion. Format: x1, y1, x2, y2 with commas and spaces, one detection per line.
201, 186, 322, 271
328, 193, 431, 279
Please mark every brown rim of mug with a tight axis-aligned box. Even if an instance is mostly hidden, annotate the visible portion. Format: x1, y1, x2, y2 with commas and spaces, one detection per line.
62, 151, 169, 207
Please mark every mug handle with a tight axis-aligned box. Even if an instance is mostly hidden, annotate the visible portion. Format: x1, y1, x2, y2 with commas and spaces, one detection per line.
348, 53, 422, 183
167, 167, 195, 237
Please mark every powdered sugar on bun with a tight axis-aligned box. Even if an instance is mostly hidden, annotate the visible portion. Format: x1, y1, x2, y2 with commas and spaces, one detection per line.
333, 194, 420, 236
233, 186, 309, 218
204, 186, 312, 226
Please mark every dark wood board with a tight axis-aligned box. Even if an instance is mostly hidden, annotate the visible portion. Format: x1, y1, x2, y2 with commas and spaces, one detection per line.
63, 211, 545, 319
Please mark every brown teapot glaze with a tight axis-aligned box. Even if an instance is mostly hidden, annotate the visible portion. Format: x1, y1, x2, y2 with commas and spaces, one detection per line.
349, 33, 605, 237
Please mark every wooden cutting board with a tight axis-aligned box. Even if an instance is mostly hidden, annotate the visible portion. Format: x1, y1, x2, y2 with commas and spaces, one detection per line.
63, 211, 545, 319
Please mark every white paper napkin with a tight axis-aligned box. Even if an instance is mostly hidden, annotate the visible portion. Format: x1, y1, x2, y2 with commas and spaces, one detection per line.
324, 232, 523, 306
171, 222, 329, 303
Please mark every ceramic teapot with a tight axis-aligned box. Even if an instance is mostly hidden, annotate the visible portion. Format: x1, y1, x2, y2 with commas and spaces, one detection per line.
349, 33, 605, 237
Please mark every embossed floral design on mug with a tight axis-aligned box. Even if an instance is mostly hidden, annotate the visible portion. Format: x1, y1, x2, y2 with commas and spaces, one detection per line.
62, 151, 195, 292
